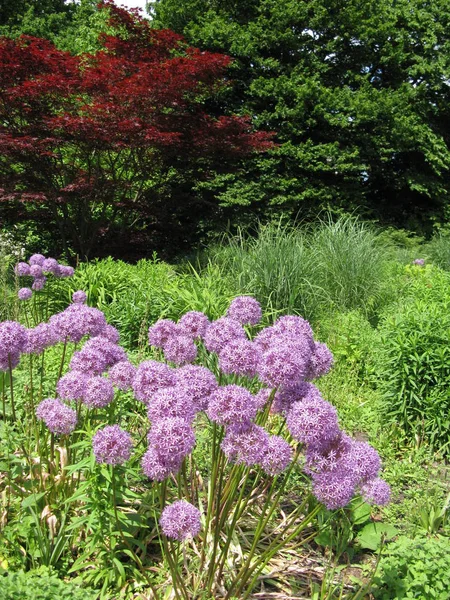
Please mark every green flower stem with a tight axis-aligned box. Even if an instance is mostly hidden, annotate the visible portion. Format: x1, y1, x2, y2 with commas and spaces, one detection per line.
56, 339, 68, 384
7, 354, 16, 421
206, 449, 227, 593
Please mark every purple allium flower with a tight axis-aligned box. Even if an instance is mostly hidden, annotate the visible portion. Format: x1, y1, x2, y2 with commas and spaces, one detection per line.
29, 253, 46, 266
31, 277, 46, 291
72, 290, 87, 304
221, 423, 269, 466
0, 351, 20, 371
258, 338, 312, 388
147, 417, 196, 468
36, 398, 77, 435
203, 317, 247, 354
178, 311, 210, 339
42, 258, 59, 274
49, 304, 107, 343
82, 376, 115, 408
147, 386, 196, 424
109, 361, 137, 390
18, 287, 32, 300
360, 477, 391, 506
132, 360, 176, 405
308, 342, 334, 379
24, 323, 58, 354
163, 334, 198, 366
83, 336, 127, 368
207, 384, 258, 427
254, 388, 273, 410
92, 425, 133, 465
29, 264, 43, 278
100, 324, 120, 344
148, 319, 179, 348
286, 395, 340, 450
141, 446, 179, 481
342, 440, 381, 483
57, 371, 89, 401
0, 321, 27, 356
175, 364, 218, 411
272, 382, 321, 415
15, 262, 30, 276
305, 432, 353, 474
57, 265, 74, 277
312, 470, 357, 510
413, 258, 425, 266
272, 315, 314, 343
227, 296, 262, 326
219, 339, 262, 378
160, 500, 201, 541
261, 436, 293, 476
69, 347, 108, 375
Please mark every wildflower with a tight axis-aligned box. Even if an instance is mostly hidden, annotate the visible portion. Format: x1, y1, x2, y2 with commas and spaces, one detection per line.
272, 315, 314, 344
109, 360, 136, 390
258, 337, 312, 388
175, 364, 218, 411
147, 386, 196, 424
132, 360, 176, 405
219, 339, 262, 377
178, 311, 209, 339
58, 265, 75, 277
147, 417, 196, 468
100, 324, 120, 343
308, 341, 334, 379
148, 319, 179, 348
82, 376, 115, 408
141, 446, 178, 481
221, 423, 270, 466
72, 290, 87, 304
286, 395, 340, 450
57, 371, 90, 401
160, 500, 201, 541
32, 277, 46, 291
15, 262, 30, 276
261, 436, 293, 476
49, 304, 107, 343
29, 253, 46, 266
42, 258, 60, 274
29, 264, 43, 278
92, 425, 133, 465
207, 384, 258, 426
0, 321, 27, 358
18, 287, 32, 300
227, 296, 262, 325
312, 470, 357, 510
82, 336, 127, 368
204, 317, 246, 354
163, 334, 198, 365
272, 382, 321, 415
24, 323, 58, 355
413, 258, 425, 266
36, 398, 77, 435
69, 347, 109, 375
360, 477, 391, 506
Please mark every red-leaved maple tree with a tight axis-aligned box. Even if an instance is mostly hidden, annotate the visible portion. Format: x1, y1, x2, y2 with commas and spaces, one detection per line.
0, 1, 272, 258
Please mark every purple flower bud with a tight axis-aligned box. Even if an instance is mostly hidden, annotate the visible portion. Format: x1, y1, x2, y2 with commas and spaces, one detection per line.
29, 254, 46, 266
227, 296, 262, 325
272, 382, 320, 415
312, 470, 357, 510
18, 287, 32, 300
58, 265, 74, 277
204, 317, 247, 354
413, 258, 425, 266
72, 290, 87, 304
178, 311, 209, 339
92, 425, 133, 465
100, 324, 120, 344
49, 304, 107, 343
15, 262, 30, 276
82, 376, 115, 408
160, 500, 201, 541
0, 321, 27, 357
132, 360, 176, 405
163, 334, 198, 366
258, 337, 312, 388
36, 398, 77, 435
24, 323, 58, 354
207, 384, 258, 427
219, 339, 262, 378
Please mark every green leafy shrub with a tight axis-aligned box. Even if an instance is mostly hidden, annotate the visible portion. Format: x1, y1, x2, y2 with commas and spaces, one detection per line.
372, 535, 450, 599
0, 567, 97, 600
374, 266, 450, 454
426, 232, 450, 271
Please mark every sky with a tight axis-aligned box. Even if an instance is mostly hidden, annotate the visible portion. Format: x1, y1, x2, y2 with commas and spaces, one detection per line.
114, 0, 149, 13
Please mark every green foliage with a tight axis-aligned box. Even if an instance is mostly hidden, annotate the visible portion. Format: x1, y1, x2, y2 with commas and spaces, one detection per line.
0, 567, 97, 600
426, 231, 450, 271
374, 266, 450, 454
372, 535, 450, 599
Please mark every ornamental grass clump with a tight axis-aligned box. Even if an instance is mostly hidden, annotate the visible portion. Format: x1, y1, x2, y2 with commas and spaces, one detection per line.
1, 268, 390, 599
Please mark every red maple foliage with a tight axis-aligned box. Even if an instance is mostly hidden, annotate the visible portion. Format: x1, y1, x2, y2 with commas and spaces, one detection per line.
0, 1, 272, 258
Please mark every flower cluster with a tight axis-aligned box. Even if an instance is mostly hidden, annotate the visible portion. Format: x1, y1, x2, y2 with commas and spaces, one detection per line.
92, 425, 133, 465
0, 320, 27, 370
159, 500, 201, 541
15, 253, 74, 297
36, 398, 77, 435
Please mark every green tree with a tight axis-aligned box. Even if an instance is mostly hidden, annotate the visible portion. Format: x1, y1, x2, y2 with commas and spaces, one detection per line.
152, 0, 450, 232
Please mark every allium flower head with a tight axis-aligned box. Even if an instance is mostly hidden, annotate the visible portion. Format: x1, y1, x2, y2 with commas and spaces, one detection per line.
221, 423, 269, 466
57, 371, 89, 401
258, 337, 312, 388
178, 311, 209, 339
32, 277, 46, 291
42, 258, 59, 274
58, 265, 75, 277
175, 364, 218, 411
29, 253, 46, 266
36, 398, 77, 435
305, 432, 353, 474
272, 315, 314, 344
132, 360, 176, 405
272, 382, 321, 415
82, 336, 127, 368
69, 347, 108, 375
72, 290, 87, 304
343, 440, 381, 482
49, 304, 107, 343
207, 384, 258, 426
413, 258, 425, 266
308, 342, 334, 379
15, 262, 30, 276
82, 376, 115, 408
0, 320, 27, 355
148, 319, 179, 348
100, 324, 120, 344
227, 296, 262, 325
203, 317, 247, 354
261, 436, 293, 476
286, 395, 340, 450
160, 500, 201, 541
219, 339, 262, 377
360, 477, 391, 506
109, 361, 137, 390
147, 386, 196, 424
18, 287, 32, 301
312, 470, 357, 510
92, 425, 133, 465
163, 334, 197, 366
147, 417, 196, 468
24, 323, 58, 355
29, 264, 43, 278
141, 446, 179, 481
